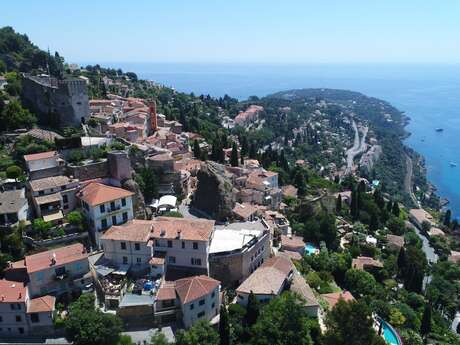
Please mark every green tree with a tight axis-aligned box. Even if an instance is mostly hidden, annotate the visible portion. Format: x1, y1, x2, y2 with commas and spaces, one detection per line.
230, 142, 238, 167
66, 211, 84, 230
175, 320, 219, 345
135, 167, 159, 201
149, 332, 170, 345
322, 300, 386, 345
344, 269, 378, 298
193, 139, 201, 159
0, 99, 36, 131
5, 165, 23, 180
251, 293, 313, 345
219, 305, 230, 345
32, 218, 52, 238
117, 335, 135, 345
336, 194, 342, 213
444, 209, 452, 227
420, 303, 432, 339
65, 294, 123, 345
245, 291, 260, 327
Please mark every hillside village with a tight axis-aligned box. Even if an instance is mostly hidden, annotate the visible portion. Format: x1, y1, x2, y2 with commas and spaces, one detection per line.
1, 27, 460, 345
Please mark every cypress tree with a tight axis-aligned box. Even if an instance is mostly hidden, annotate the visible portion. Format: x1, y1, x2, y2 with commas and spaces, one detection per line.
230, 142, 238, 167
420, 303, 432, 339
397, 247, 406, 276
336, 194, 342, 213
193, 139, 201, 159
392, 202, 400, 217
219, 305, 230, 345
444, 209, 452, 227
245, 291, 259, 327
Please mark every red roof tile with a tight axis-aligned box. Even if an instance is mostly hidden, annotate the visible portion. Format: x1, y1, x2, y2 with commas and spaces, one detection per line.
23, 243, 87, 273
321, 291, 354, 309
24, 151, 57, 162
174, 275, 220, 304
77, 182, 134, 207
27, 295, 56, 313
0, 279, 26, 303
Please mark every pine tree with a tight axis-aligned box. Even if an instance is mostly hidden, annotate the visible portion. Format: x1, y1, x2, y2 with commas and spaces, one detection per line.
193, 139, 201, 159
249, 142, 257, 159
230, 142, 238, 167
219, 305, 230, 345
351, 187, 359, 220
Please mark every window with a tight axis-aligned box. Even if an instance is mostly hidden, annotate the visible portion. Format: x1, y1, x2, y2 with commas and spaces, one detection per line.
121, 198, 126, 206
191, 258, 202, 266
199, 299, 205, 306
122, 256, 128, 264
211, 291, 215, 298
18, 327, 24, 334
193, 242, 198, 250
38, 191, 44, 196
62, 195, 68, 203
122, 212, 128, 222
197, 311, 205, 318
168, 256, 176, 264
100, 204, 105, 213
155, 239, 160, 247
30, 313, 39, 323
181, 241, 185, 249
136, 258, 142, 263
167, 240, 172, 248
63, 204, 69, 210
190, 303, 194, 310
112, 215, 117, 225
15, 315, 21, 322
121, 242, 127, 250
110, 201, 116, 210
135, 243, 140, 251
212, 302, 215, 308
0, 316, 2, 322
61, 186, 66, 191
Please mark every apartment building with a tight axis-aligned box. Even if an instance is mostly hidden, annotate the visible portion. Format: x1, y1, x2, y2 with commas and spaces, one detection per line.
77, 182, 134, 247
100, 217, 215, 278
5, 243, 92, 298
28, 175, 79, 223
0, 280, 55, 337
155, 275, 220, 328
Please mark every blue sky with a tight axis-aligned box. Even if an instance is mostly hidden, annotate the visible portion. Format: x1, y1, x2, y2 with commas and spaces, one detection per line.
2, 0, 460, 64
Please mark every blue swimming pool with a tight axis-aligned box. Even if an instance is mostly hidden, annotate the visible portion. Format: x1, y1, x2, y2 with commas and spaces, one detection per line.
305, 243, 318, 255
381, 319, 402, 345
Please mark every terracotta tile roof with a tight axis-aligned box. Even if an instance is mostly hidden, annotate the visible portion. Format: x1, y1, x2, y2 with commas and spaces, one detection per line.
27, 295, 56, 313
0, 279, 26, 303
232, 203, 258, 220
24, 151, 57, 162
174, 275, 220, 304
151, 217, 215, 242
156, 281, 177, 301
283, 250, 303, 261
351, 256, 383, 271
321, 291, 354, 309
449, 250, 460, 263
386, 234, 405, 249
149, 251, 166, 265
290, 273, 319, 307
429, 227, 446, 237
246, 170, 277, 187
101, 217, 215, 243
409, 208, 434, 225
23, 243, 87, 274
236, 255, 293, 295
281, 235, 305, 252
29, 175, 74, 192
77, 182, 134, 206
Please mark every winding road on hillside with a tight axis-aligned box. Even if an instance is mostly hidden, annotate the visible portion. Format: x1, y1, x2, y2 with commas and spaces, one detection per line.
345, 119, 368, 174
404, 154, 421, 208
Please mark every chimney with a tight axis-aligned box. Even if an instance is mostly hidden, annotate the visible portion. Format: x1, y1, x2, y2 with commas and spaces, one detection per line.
160, 229, 165, 237
149, 100, 158, 133
176, 230, 181, 239
51, 253, 56, 265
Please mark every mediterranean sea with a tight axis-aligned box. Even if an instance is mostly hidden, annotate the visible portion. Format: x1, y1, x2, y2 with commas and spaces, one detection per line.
99, 62, 460, 217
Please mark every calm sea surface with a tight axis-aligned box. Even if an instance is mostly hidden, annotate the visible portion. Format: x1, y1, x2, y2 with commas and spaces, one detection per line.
99, 63, 460, 216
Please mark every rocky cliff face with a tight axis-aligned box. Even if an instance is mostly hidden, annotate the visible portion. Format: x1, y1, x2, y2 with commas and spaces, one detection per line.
122, 178, 148, 219
191, 161, 236, 221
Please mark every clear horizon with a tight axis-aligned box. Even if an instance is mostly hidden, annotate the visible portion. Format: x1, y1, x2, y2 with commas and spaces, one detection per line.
2, 0, 460, 64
